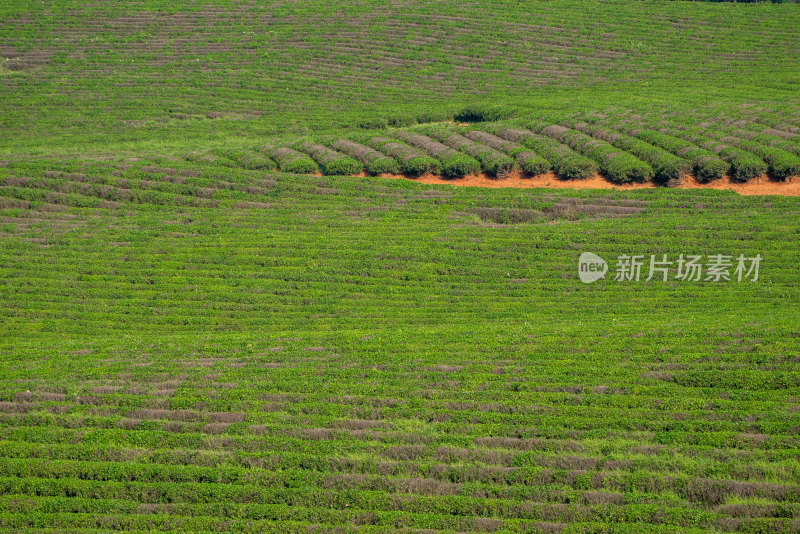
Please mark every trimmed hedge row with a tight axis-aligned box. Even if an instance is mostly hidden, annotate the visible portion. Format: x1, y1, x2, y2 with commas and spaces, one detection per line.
573, 123, 689, 183
720, 136, 800, 180
260, 146, 319, 174
734, 129, 800, 157
368, 137, 441, 176
417, 127, 515, 177
331, 139, 399, 175
293, 141, 363, 176
392, 131, 481, 179
491, 127, 597, 180
212, 148, 276, 171
623, 129, 729, 183
678, 135, 767, 182
464, 130, 550, 176
530, 123, 653, 183
753, 134, 800, 156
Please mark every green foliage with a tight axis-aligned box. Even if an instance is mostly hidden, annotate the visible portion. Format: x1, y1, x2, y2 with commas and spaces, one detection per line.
489, 126, 597, 179
454, 104, 516, 123
331, 139, 400, 175
1, 0, 799, 153
211, 148, 276, 171
2, 0, 800, 529
679, 134, 768, 181
460, 130, 555, 177
416, 126, 515, 177
365, 158, 399, 175
723, 137, 800, 180
386, 114, 417, 128
415, 110, 452, 124
283, 159, 319, 174
357, 117, 388, 130
440, 154, 481, 179
368, 137, 441, 175
723, 150, 770, 181
514, 152, 551, 175
529, 122, 654, 183
1, 156, 800, 533
627, 129, 729, 183
0, 155, 799, 532
575, 123, 689, 183
293, 141, 363, 176
393, 130, 481, 178
743, 131, 800, 157
260, 146, 319, 174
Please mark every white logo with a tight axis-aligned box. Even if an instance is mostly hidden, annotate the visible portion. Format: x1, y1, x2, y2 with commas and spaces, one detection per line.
578, 252, 608, 284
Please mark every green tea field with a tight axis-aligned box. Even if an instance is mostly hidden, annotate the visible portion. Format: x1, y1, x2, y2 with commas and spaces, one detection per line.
1, 0, 799, 532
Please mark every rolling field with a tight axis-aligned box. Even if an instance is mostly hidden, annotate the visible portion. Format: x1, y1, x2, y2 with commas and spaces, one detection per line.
1, 0, 800, 532
1, 0, 800, 153
1, 156, 799, 533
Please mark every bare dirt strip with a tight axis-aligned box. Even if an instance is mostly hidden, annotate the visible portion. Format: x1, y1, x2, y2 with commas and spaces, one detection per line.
378, 172, 800, 196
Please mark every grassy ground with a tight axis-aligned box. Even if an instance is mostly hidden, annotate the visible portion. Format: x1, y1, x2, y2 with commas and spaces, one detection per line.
1, 0, 799, 153
0, 157, 799, 532
1, 0, 800, 532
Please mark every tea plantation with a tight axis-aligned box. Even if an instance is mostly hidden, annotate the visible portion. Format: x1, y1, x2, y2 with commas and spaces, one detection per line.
1, 0, 799, 532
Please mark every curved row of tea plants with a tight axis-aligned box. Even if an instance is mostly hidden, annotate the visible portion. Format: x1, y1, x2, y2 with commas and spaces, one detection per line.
392, 131, 481, 179
527, 122, 654, 183
463, 130, 551, 176
571, 122, 690, 183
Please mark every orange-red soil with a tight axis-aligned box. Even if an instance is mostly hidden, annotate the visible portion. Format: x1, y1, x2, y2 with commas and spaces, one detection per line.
376, 171, 800, 196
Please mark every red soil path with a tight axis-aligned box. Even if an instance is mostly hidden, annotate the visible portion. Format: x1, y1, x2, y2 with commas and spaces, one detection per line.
374, 172, 800, 197
674, 174, 800, 196
377, 171, 800, 196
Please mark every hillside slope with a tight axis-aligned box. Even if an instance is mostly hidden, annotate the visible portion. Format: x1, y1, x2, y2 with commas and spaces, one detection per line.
1, 0, 799, 151
1, 157, 800, 531
1, 1, 800, 531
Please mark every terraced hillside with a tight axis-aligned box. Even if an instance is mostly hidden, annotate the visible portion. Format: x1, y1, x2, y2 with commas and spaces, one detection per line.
1, 0, 800, 152
1, 156, 800, 532
2, 0, 800, 532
